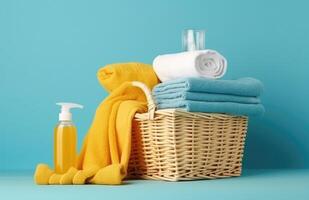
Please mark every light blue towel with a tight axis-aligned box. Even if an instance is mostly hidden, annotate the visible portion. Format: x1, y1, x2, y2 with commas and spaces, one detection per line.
154, 91, 261, 104
157, 100, 265, 116
153, 77, 263, 97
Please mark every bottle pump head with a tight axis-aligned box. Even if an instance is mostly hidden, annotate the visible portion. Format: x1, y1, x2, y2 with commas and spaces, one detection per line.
56, 102, 83, 121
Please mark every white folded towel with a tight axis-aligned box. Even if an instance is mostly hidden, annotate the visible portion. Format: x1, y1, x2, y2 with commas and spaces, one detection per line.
153, 50, 227, 82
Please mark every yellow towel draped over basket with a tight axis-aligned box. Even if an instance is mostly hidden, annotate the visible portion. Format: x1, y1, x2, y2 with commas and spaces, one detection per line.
34, 63, 159, 185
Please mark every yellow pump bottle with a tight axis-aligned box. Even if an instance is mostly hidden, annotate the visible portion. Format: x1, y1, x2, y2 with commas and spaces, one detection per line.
54, 102, 83, 174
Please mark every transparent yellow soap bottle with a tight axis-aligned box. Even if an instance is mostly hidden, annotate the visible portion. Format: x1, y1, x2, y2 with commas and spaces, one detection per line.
54, 102, 83, 174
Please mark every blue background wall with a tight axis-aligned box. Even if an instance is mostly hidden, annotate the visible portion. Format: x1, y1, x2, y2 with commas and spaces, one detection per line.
1, 0, 308, 171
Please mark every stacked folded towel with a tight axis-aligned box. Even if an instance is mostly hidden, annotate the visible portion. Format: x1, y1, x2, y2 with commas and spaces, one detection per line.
153, 77, 265, 116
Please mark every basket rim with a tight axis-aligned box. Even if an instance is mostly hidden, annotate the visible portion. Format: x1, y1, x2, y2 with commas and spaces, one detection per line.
135, 108, 248, 120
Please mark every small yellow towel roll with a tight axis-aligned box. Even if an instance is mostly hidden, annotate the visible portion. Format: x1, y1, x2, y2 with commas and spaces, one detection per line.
97, 62, 159, 92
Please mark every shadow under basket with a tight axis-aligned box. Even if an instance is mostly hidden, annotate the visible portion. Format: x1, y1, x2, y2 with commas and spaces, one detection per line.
127, 82, 248, 181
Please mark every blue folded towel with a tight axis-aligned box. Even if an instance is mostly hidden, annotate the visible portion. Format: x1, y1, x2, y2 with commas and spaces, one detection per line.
154, 91, 261, 104
157, 100, 265, 116
153, 77, 263, 97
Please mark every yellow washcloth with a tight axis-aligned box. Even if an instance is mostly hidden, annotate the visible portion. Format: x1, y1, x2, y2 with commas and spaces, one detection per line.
34, 62, 159, 185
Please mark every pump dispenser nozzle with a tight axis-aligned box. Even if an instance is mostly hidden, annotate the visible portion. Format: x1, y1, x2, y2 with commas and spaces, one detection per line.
56, 102, 83, 121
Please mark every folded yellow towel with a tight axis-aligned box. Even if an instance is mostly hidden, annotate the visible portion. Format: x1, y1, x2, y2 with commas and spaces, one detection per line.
97, 62, 159, 93
34, 62, 159, 185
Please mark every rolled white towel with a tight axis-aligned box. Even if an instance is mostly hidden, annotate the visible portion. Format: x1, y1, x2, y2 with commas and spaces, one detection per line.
153, 50, 227, 82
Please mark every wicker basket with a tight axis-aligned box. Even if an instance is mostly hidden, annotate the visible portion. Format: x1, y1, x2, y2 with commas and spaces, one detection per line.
128, 81, 248, 181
